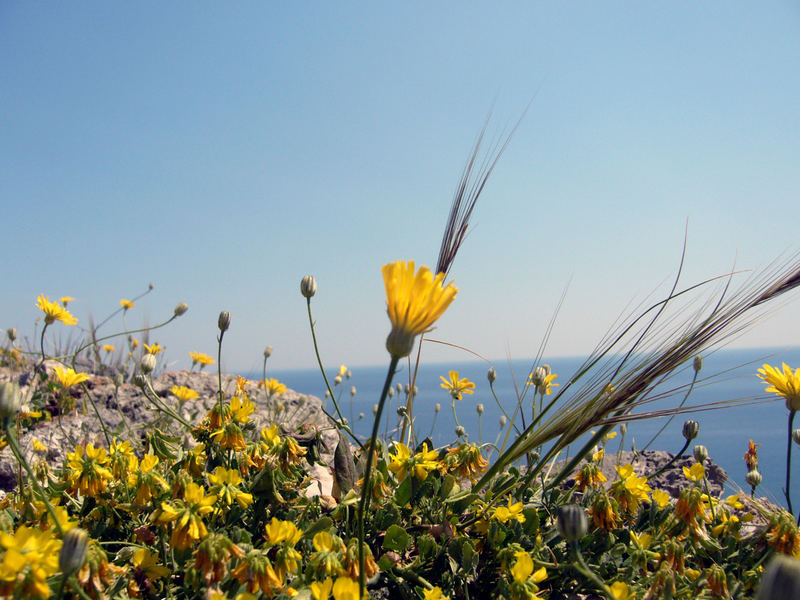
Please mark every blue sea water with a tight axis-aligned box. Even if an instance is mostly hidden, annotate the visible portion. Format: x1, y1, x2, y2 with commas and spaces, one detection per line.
248, 346, 800, 509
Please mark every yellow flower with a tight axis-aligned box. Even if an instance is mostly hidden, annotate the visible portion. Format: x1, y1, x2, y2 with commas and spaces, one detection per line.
332, 576, 360, 600
511, 551, 534, 583
36, 294, 78, 325
208, 467, 253, 508
171, 385, 200, 402
423, 587, 450, 600
440, 371, 476, 401
144, 343, 163, 355
154, 482, 217, 549
683, 463, 706, 483
265, 518, 303, 546
52, 365, 90, 389
131, 547, 170, 579
492, 497, 526, 524
261, 378, 288, 396
651, 489, 671, 508
528, 372, 559, 395
59, 296, 74, 306
609, 581, 635, 600
102, 344, 115, 353
725, 494, 745, 510
388, 442, 440, 481
758, 363, 800, 411
311, 579, 333, 600
67, 443, 113, 497
128, 454, 169, 506
611, 465, 651, 516
120, 299, 134, 310
190, 351, 215, 366
0, 525, 61, 599
382, 260, 457, 358
337, 365, 348, 377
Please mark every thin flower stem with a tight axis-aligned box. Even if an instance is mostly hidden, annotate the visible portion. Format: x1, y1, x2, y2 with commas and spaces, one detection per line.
642, 369, 699, 451
358, 356, 399, 600
69, 315, 178, 365
79, 382, 111, 448
786, 410, 796, 517
4, 424, 64, 537
142, 377, 193, 429
573, 544, 614, 600
702, 472, 716, 521
216, 330, 225, 424
646, 439, 691, 481
305, 299, 350, 430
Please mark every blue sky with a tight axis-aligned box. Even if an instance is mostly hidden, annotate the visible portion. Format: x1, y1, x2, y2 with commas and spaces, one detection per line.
2, 3, 799, 373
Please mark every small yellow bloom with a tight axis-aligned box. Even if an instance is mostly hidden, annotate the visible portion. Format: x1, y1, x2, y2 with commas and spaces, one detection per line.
609, 581, 634, 600
332, 576, 360, 600
102, 344, 115, 353
36, 294, 78, 326
382, 260, 457, 358
725, 494, 745, 510
144, 343, 163, 355
683, 463, 706, 483
171, 385, 200, 402
492, 497, 526, 524
651, 489, 671, 508
423, 586, 450, 600
120, 299, 134, 310
311, 579, 333, 600
261, 378, 287, 396
440, 371, 476, 401
60, 296, 74, 306
190, 351, 215, 366
53, 365, 90, 389
388, 442, 440, 481
759, 363, 800, 411
337, 365, 348, 377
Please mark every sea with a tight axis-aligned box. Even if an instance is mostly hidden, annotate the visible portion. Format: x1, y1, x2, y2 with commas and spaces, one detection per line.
247, 346, 800, 510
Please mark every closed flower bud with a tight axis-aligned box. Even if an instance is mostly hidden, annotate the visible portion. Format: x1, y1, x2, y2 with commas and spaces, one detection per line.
132, 374, 146, 388
530, 366, 546, 387
6, 328, 16, 342
0, 382, 21, 420
300, 275, 317, 298
140, 354, 157, 374
59, 527, 89, 574
218, 311, 231, 332
746, 469, 763, 488
499, 415, 507, 428
397, 406, 407, 417
756, 554, 800, 600
557, 504, 588, 542
476, 403, 484, 416
693, 355, 703, 372
387, 386, 394, 398
619, 424, 627, 436
530, 451, 540, 463
358, 412, 364, 420
435, 403, 441, 413
149, 282, 155, 290
487, 367, 497, 383
350, 386, 356, 397
682, 420, 700, 441
693, 445, 709, 463
334, 375, 342, 386
403, 383, 410, 394
173, 302, 188, 316
113, 373, 124, 388
263, 346, 273, 358
396, 383, 403, 394
455, 425, 466, 438
373, 404, 379, 415
793, 429, 800, 446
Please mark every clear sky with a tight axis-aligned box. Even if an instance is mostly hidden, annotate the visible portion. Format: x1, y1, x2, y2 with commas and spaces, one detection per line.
2, 3, 799, 374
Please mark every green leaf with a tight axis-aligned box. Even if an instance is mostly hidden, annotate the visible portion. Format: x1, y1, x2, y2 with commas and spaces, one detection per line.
383, 524, 410, 552
302, 517, 334, 539
445, 490, 478, 514
395, 476, 412, 506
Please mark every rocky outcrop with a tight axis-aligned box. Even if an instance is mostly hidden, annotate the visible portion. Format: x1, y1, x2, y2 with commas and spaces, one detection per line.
0, 366, 338, 491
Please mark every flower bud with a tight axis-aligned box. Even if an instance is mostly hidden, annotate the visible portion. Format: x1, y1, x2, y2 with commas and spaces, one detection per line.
530, 366, 546, 387
372, 404, 379, 415
59, 527, 89, 574
557, 504, 588, 542
397, 406, 407, 417
434, 403, 441, 413
412, 385, 418, 396
140, 354, 157, 375
746, 469, 763, 488
387, 386, 394, 398
487, 367, 497, 384
693, 355, 703, 372
132, 374, 146, 388
6, 328, 16, 342
358, 412, 364, 420
113, 373, 124, 388
530, 451, 540, 463
476, 403, 484, 416
0, 382, 21, 420
403, 383, 410, 394
693, 445, 709, 463
149, 282, 155, 290
325, 390, 331, 398
793, 429, 800, 446
396, 383, 403, 394
334, 375, 342, 386
263, 346, 273, 358
173, 302, 188, 317
350, 386, 356, 397
682, 420, 700, 441
619, 424, 627, 437
455, 425, 466, 438
756, 554, 800, 600
300, 276, 317, 298
218, 311, 231, 332
499, 415, 507, 428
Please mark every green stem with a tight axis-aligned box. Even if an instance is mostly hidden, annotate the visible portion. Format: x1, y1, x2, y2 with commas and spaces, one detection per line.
646, 439, 691, 481
216, 330, 225, 423
79, 382, 111, 448
4, 423, 64, 537
642, 369, 698, 451
573, 544, 614, 600
786, 410, 796, 517
305, 298, 362, 448
358, 356, 399, 600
